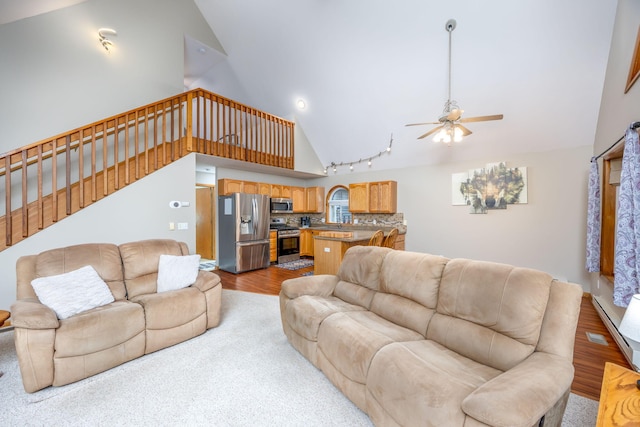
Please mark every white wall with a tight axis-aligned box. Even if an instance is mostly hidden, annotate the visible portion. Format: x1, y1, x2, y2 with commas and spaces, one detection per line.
0, 0, 217, 153
309, 145, 592, 290
0, 154, 198, 310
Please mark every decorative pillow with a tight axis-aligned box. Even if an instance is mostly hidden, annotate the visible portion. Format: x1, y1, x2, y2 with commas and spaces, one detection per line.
31, 265, 115, 320
157, 254, 201, 293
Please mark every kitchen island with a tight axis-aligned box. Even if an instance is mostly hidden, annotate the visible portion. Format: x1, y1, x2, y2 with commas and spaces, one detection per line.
313, 229, 396, 275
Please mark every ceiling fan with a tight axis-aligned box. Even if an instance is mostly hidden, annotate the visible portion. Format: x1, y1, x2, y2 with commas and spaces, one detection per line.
406, 19, 503, 143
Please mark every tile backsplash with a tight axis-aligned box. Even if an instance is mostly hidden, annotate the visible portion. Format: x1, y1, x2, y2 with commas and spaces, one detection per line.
275, 213, 406, 233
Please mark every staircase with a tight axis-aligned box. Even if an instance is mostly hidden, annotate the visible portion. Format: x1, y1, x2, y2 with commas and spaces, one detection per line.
0, 89, 295, 251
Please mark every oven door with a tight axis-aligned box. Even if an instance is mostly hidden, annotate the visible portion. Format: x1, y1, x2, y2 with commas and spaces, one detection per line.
277, 234, 300, 264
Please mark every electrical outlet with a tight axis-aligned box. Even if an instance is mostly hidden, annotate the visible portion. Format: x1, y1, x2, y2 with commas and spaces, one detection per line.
169, 222, 175, 231
324, 247, 330, 252
403, 219, 407, 226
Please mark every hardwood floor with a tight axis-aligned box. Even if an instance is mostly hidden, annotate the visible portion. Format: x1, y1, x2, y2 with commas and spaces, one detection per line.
215, 264, 631, 401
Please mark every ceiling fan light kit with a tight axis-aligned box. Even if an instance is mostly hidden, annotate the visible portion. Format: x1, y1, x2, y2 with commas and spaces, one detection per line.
406, 19, 503, 144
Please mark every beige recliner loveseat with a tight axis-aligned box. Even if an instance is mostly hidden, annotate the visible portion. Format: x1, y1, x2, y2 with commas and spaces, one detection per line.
280, 246, 582, 427
11, 239, 222, 393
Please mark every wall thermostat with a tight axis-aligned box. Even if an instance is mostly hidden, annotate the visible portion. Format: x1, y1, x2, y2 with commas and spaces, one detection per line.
169, 201, 190, 208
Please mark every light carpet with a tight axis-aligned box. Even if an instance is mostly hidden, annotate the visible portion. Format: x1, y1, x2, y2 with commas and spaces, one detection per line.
0, 290, 598, 426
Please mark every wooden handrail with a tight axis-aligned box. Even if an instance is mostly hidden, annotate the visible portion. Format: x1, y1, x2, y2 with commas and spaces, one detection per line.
0, 89, 295, 250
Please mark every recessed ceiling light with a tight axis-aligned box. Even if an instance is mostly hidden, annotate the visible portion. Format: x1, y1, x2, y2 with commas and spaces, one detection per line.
296, 99, 306, 110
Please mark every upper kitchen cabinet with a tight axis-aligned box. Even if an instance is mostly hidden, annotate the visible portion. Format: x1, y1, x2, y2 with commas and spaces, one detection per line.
306, 187, 325, 213
258, 182, 271, 195
291, 186, 306, 213
218, 178, 243, 195
271, 184, 291, 199
349, 181, 397, 213
348, 182, 369, 213
242, 181, 259, 195
369, 181, 397, 213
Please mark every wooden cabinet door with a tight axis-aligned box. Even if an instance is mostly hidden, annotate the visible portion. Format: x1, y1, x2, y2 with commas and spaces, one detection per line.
349, 183, 369, 213
271, 185, 283, 198
243, 181, 259, 195
369, 181, 397, 213
258, 182, 271, 195
306, 187, 325, 213
281, 186, 292, 199
269, 230, 277, 262
292, 186, 306, 212
300, 229, 313, 256
218, 178, 243, 195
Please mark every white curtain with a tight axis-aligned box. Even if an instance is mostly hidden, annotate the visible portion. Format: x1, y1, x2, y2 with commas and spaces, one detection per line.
614, 127, 640, 307
586, 157, 601, 272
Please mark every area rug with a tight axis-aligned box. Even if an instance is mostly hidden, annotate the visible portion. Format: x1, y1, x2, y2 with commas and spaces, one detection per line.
275, 258, 314, 270
0, 290, 598, 426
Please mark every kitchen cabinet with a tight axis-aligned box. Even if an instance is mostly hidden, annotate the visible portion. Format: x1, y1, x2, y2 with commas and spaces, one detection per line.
305, 187, 325, 213
369, 181, 397, 213
258, 182, 271, 195
271, 184, 291, 199
348, 182, 369, 213
217, 179, 244, 195
300, 229, 313, 256
269, 230, 277, 263
292, 186, 306, 212
242, 181, 259, 195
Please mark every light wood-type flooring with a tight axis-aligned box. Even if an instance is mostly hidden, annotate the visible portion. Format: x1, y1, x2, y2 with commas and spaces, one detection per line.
214, 263, 631, 401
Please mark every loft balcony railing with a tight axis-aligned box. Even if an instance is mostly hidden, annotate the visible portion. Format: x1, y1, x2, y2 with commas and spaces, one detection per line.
0, 88, 294, 251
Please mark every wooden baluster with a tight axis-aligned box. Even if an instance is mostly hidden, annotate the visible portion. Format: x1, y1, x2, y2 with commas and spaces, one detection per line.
144, 107, 149, 175
134, 110, 140, 180
4, 156, 11, 246
52, 139, 58, 222
91, 126, 97, 202
124, 113, 130, 185
114, 120, 119, 190
186, 91, 193, 153
65, 136, 71, 215
37, 145, 43, 229
78, 129, 85, 208
103, 121, 108, 196
20, 150, 28, 237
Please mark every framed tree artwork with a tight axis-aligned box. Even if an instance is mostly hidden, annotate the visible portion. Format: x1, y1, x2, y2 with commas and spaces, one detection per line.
625, 25, 640, 94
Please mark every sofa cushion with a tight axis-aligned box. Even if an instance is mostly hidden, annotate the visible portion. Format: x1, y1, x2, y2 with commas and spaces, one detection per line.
337, 246, 391, 293
54, 300, 145, 357
31, 266, 115, 320
285, 295, 365, 341
367, 340, 501, 427
427, 258, 552, 371
369, 251, 449, 335
157, 254, 200, 293
130, 286, 206, 330
119, 239, 188, 298
317, 311, 424, 385
33, 243, 126, 300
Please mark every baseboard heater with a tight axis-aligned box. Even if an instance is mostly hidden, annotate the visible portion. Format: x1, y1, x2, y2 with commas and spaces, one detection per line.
592, 296, 637, 370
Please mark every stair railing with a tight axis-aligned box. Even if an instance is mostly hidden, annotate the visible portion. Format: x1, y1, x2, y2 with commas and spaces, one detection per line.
0, 89, 294, 250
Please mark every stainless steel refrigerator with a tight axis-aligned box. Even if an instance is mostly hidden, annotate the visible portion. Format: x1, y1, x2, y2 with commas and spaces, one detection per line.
218, 193, 270, 273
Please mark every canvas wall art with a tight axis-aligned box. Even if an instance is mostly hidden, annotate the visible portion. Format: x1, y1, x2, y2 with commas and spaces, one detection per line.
452, 162, 527, 214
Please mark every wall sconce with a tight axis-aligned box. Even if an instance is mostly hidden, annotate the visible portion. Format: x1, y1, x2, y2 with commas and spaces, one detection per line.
98, 28, 117, 53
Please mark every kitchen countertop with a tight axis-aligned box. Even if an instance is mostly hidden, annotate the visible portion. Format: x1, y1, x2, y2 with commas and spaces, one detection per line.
312, 228, 393, 243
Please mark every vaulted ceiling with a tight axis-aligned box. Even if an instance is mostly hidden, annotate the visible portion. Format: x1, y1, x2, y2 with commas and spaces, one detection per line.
1, 0, 619, 174
191, 0, 618, 173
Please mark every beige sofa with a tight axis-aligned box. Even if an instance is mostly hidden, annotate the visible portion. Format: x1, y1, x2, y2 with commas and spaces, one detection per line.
11, 239, 222, 393
280, 246, 582, 427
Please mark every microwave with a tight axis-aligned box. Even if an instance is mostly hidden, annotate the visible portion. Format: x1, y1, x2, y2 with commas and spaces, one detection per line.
271, 198, 293, 214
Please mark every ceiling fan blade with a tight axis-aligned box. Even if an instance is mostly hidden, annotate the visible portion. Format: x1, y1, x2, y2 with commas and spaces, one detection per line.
459, 114, 504, 123
405, 121, 441, 127
417, 126, 443, 139
457, 124, 473, 136
446, 109, 464, 121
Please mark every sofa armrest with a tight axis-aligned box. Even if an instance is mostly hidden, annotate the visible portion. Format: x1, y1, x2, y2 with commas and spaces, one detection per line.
10, 298, 59, 329
461, 352, 574, 427
281, 275, 339, 299
191, 270, 221, 293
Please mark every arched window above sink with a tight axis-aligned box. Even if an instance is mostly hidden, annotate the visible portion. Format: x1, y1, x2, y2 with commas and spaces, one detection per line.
327, 185, 351, 224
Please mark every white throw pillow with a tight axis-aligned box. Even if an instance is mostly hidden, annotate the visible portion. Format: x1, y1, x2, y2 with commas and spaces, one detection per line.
31, 265, 115, 320
157, 254, 201, 293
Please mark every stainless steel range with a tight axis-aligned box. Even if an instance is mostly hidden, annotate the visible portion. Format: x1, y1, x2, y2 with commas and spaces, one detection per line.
270, 218, 300, 264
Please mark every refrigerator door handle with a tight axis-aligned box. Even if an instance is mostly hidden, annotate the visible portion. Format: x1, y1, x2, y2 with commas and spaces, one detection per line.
236, 240, 269, 247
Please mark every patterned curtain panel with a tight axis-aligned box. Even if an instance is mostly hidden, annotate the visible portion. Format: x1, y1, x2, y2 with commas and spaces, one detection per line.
614, 127, 640, 307
586, 158, 601, 273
